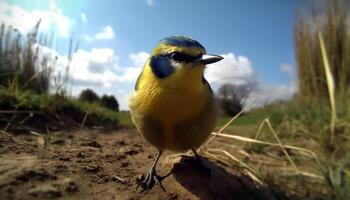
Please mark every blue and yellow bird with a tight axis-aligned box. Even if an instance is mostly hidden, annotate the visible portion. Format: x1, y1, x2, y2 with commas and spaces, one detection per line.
129, 35, 223, 190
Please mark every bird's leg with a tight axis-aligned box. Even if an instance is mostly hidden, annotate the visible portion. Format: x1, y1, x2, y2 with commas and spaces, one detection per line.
191, 149, 211, 176
137, 150, 166, 192
192, 148, 201, 162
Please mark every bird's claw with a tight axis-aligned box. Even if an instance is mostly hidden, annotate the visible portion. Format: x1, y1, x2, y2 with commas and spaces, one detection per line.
137, 169, 166, 192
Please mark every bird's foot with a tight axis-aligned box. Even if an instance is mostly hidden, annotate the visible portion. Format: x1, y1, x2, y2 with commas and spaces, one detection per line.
137, 168, 166, 192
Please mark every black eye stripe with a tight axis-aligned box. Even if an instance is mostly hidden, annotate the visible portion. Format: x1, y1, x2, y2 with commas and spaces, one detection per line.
168, 52, 202, 62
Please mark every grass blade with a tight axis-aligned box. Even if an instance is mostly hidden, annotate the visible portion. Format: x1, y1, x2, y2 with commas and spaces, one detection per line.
318, 31, 337, 144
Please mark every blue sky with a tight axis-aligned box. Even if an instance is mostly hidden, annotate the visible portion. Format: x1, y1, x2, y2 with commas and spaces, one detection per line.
2, 0, 311, 110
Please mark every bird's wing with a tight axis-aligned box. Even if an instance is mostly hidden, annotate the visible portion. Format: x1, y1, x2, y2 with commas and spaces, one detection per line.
202, 76, 213, 94
171, 96, 218, 151
130, 110, 166, 150
134, 70, 144, 91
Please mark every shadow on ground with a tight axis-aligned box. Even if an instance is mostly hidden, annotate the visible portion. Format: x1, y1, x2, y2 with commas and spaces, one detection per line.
171, 155, 290, 200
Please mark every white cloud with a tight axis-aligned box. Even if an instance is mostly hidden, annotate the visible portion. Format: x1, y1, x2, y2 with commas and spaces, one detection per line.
280, 63, 294, 76
35, 44, 295, 111
33, 46, 119, 89
95, 26, 115, 40
146, 0, 155, 6
244, 82, 296, 110
86, 48, 115, 73
69, 48, 118, 87
31, 46, 145, 110
83, 26, 115, 42
114, 52, 149, 83
0, 1, 72, 38
60, 49, 148, 110
130, 52, 150, 67
81, 12, 87, 24
203, 53, 295, 110
205, 53, 254, 86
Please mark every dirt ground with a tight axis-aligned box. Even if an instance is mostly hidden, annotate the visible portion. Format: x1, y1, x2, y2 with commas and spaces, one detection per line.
0, 129, 287, 200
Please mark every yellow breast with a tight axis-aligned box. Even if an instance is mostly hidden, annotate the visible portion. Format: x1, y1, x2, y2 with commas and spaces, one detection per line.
130, 60, 210, 126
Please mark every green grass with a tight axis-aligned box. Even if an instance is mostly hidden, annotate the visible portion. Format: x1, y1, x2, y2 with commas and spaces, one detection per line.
0, 88, 121, 131
216, 102, 293, 136
115, 111, 135, 128
112, 109, 271, 132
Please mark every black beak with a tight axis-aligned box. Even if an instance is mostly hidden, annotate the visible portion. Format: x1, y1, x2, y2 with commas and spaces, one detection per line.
194, 54, 224, 65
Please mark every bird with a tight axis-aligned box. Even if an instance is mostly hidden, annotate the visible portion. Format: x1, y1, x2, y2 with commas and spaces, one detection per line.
129, 35, 223, 191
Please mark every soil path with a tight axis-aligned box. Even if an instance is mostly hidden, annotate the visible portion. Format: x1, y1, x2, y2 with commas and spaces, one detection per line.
0, 129, 279, 200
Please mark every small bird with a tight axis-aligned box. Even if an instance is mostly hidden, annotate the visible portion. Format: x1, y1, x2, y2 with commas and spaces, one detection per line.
129, 35, 223, 191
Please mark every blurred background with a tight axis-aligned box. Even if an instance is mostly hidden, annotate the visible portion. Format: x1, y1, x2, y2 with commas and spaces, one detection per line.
0, 0, 350, 199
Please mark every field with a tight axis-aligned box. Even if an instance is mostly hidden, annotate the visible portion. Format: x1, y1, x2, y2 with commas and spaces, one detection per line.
0, 126, 287, 200
1, 107, 347, 200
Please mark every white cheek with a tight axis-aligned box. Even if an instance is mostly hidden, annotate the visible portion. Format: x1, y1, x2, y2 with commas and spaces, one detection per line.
170, 60, 182, 69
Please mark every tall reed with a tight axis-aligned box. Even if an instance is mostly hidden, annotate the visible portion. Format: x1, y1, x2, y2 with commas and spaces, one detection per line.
0, 20, 76, 95
294, 0, 350, 103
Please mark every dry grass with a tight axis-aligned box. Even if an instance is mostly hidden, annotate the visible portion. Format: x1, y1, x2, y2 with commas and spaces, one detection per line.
201, 117, 322, 175
318, 31, 337, 144
199, 112, 347, 198
0, 21, 77, 95
294, 0, 350, 102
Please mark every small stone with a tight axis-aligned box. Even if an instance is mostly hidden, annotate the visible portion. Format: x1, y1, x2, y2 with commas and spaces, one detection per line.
59, 157, 70, 161
111, 175, 127, 184
136, 174, 145, 184
76, 152, 85, 158
81, 140, 102, 148
168, 192, 179, 200
124, 149, 139, 156
53, 178, 78, 193
121, 161, 129, 167
82, 165, 102, 173
114, 141, 126, 146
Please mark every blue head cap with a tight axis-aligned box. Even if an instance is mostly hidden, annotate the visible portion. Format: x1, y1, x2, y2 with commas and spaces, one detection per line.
159, 35, 206, 51
148, 36, 216, 80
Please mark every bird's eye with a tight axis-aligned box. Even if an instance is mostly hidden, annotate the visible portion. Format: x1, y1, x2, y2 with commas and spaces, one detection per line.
170, 52, 188, 62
